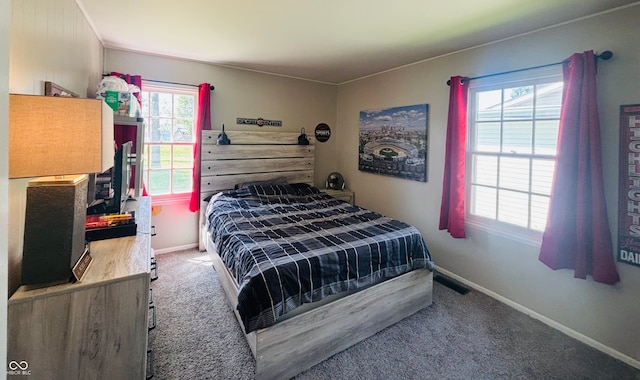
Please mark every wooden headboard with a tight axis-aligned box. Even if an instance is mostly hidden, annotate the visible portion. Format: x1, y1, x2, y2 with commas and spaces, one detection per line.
200, 130, 315, 202
198, 129, 315, 250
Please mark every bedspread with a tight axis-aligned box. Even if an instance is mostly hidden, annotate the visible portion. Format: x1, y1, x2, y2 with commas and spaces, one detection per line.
206, 184, 434, 333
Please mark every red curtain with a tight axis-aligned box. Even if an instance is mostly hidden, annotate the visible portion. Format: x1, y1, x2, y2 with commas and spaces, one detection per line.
189, 83, 212, 212
538, 51, 619, 284
109, 72, 145, 194
439, 76, 469, 238
111, 71, 142, 151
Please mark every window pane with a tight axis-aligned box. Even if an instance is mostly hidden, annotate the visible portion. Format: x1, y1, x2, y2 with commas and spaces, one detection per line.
535, 82, 563, 119
475, 122, 501, 152
148, 145, 171, 169
499, 157, 529, 191
534, 120, 559, 155
149, 170, 170, 195
530, 194, 550, 231
173, 119, 194, 142
470, 185, 496, 219
172, 169, 192, 193
141, 91, 149, 116
155, 93, 173, 118
531, 159, 554, 195
476, 90, 502, 121
503, 86, 534, 120
173, 146, 193, 168
497, 189, 528, 227
502, 121, 532, 154
148, 118, 172, 142
472, 155, 497, 186
175, 95, 195, 118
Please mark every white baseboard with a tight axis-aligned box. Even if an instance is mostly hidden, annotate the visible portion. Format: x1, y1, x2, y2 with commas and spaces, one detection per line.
153, 243, 198, 255
435, 267, 640, 370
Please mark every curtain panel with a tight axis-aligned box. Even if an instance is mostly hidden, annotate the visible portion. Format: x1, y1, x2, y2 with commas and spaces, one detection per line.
189, 83, 212, 212
439, 76, 469, 238
538, 51, 619, 284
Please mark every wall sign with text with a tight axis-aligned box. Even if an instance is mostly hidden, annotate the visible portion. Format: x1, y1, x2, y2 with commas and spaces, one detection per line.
618, 104, 640, 267
236, 117, 282, 127
314, 123, 331, 142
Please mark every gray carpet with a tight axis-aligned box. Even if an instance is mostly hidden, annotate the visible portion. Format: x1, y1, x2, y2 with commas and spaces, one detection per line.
148, 249, 640, 380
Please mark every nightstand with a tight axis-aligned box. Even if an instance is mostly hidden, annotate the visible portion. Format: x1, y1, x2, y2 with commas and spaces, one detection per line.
323, 189, 355, 205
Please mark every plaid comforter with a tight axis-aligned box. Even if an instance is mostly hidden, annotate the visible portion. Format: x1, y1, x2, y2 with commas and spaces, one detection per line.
206, 184, 434, 333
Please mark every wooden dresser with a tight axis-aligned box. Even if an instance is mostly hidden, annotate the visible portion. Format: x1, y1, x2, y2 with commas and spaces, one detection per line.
8, 197, 151, 380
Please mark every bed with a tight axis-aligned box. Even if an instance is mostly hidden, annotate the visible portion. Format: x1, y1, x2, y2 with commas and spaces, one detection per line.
199, 130, 434, 379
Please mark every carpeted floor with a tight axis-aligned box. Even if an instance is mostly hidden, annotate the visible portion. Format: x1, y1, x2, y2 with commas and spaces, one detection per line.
148, 249, 640, 380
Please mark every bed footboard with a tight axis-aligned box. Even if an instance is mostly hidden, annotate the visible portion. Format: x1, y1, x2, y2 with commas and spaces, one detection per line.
204, 229, 433, 380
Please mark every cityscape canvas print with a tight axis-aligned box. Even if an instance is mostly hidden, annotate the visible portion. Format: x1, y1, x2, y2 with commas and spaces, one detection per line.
358, 104, 428, 182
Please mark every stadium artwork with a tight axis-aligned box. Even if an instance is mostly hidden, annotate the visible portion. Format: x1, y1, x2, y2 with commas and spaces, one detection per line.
358, 104, 428, 182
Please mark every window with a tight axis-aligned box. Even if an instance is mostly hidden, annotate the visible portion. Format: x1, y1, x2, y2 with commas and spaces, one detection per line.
140, 83, 197, 200
466, 69, 563, 244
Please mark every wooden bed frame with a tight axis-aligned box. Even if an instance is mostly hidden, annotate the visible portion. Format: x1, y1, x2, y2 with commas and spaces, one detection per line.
199, 129, 433, 379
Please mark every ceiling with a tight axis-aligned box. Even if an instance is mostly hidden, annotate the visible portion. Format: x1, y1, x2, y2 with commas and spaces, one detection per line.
77, 0, 638, 85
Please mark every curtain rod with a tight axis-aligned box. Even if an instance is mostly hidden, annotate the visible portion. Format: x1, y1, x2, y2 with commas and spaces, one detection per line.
144, 78, 215, 91
446, 50, 613, 86
102, 73, 215, 91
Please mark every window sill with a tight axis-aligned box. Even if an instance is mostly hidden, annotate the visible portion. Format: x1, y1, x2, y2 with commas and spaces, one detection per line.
150, 194, 191, 206
466, 217, 542, 248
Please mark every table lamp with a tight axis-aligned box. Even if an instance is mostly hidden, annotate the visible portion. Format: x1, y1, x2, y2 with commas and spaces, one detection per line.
9, 94, 114, 287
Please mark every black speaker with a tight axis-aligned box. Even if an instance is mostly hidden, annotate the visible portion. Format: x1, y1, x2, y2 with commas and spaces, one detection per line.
22, 176, 88, 287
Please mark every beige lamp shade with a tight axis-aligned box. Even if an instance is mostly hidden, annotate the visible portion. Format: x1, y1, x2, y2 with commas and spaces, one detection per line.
9, 94, 115, 178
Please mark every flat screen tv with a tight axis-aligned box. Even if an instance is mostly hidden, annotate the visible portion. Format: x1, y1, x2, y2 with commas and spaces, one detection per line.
109, 141, 133, 214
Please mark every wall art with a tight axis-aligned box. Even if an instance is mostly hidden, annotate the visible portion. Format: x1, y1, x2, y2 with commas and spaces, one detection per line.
44, 81, 78, 97
358, 104, 428, 182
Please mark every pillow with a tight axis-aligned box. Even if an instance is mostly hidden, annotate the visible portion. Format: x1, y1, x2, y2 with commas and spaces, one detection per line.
247, 184, 297, 196
289, 182, 311, 189
234, 177, 289, 190
294, 186, 320, 196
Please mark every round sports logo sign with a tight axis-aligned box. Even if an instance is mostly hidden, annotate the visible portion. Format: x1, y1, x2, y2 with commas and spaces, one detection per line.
314, 123, 331, 142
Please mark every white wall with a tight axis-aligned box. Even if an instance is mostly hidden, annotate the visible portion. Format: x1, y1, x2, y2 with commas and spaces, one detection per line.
104, 49, 338, 252
336, 5, 640, 366
8, 0, 104, 295
1, 0, 11, 374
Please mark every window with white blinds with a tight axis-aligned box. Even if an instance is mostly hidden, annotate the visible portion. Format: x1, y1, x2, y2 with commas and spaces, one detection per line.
466, 68, 563, 244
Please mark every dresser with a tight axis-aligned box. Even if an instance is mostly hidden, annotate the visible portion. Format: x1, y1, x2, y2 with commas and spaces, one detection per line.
8, 197, 151, 380
323, 188, 355, 205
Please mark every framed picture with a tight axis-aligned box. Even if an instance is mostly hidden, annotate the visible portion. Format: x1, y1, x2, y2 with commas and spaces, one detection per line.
44, 81, 79, 98
358, 104, 429, 182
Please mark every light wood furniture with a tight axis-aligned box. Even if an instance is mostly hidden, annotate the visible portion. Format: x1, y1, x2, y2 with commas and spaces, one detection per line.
205, 237, 432, 380
8, 197, 152, 380
323, 188, 355, 204
199, 130, 315, 197
199, 131, 433, 380
198, 130, 315, 250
